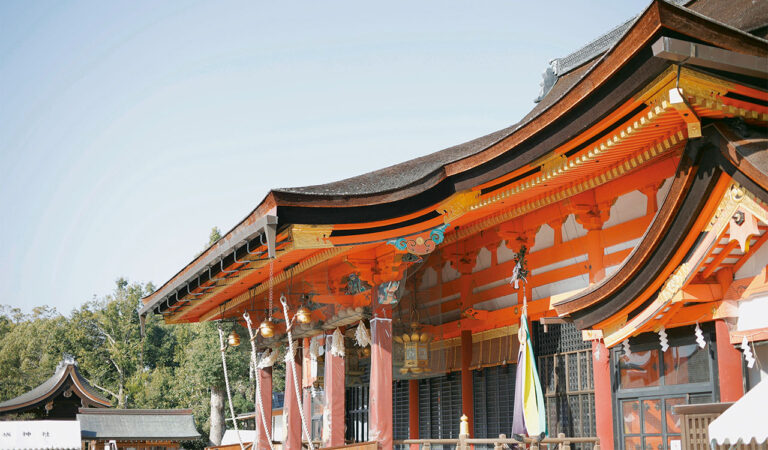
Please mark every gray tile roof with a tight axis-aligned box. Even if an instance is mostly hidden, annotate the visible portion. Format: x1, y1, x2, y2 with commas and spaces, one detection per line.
275, 1, 698, 199
0, 358, 109, 412
77, 409, 201, 441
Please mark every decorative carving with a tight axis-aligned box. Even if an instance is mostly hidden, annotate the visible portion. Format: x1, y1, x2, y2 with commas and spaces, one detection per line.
343, 273, 371, 295
659, 263, 691, 305
291, 224, 334, 249
377, 280, 401, 305
730, 208, 760, 253
387, 223, 449, 255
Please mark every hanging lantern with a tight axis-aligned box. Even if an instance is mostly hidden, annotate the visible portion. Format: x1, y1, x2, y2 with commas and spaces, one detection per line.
227, 329, 241, 347
296, 306, 312, 324
401, 328, 431, 375
260, 319, 276, 338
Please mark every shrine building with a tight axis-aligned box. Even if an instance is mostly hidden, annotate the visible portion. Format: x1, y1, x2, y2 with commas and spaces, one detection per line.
139, 1, 768, 449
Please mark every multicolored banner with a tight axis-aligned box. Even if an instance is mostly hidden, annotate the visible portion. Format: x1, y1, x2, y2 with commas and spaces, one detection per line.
512, 312, 547, 437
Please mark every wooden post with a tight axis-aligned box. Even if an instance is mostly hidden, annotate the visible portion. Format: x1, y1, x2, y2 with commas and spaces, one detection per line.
461, 329, 473, 438
459, 414, 469, 450
455, 247, 476, 438
715, 319, 744, 401
256, 367, 273, 450
323, 331, 346, 447
284, 344, 303, 450
592, 339, 614, 450
369, 317, 394, 450
409, 379, 419, 450
495, 434, 506, 450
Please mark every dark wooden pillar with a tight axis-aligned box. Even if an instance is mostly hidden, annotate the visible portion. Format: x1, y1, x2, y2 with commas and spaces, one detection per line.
461, 329, 474, 437
409, 379, 419, 450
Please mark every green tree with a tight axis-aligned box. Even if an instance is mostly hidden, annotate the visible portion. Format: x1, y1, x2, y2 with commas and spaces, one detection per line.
66, 278, 153, 408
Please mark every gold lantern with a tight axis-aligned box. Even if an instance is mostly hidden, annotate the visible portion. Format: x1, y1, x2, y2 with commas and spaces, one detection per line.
259, 319, 276, 338
227, 329, 241, 347
296, 306, 312, 324
400, 327, 431, 374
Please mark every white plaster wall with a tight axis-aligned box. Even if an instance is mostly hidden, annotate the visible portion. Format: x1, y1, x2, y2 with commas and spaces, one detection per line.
735, 234, 768, 279
474, 293, 518, 311
532, 224, 554, 252
737, 294, 768, 331
498, 240, 517, 263
441, 261, 460, 282
472, 279, 508, 295
419, 266, 438, 289
531, 254, 588, 276
562, 214, 588, 242
532, 274, 590, 301
604, 237, 642, 255
603, 190, 647, 229
656, 176, 674, 210
605, 264, 622, 277
473, 247, 492, 273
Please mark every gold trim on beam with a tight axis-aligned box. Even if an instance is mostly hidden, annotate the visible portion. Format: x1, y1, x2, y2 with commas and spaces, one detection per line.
454, 129, 684, 244
436, 190, 480, 223
291, 224, 335, 249
602, 263, 691, 347
196, 246, 348, 322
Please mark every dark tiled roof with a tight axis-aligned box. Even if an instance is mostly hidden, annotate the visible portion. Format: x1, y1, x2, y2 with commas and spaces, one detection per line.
275, 0, 765, 201
687, 0, 768, 35
0, 359, 109, 412
275, 125, 516, 198
552, 18, 637, 77
77, 409, 201, 440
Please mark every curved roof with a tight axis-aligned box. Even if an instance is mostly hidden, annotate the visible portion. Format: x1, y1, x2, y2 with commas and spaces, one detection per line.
554, 122, 768, 331
140, 0, 768, 322
0, 358, 111, 414
78, 409, 201, 441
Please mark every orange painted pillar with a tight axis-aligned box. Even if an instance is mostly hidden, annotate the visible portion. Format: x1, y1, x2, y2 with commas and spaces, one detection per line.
716, 320, 744, 402
461, 329, 474, 437
284, 350, 302, 450
585, 228, 605, 283
592, 340, 614, 450
255, 367, 273, 450
369, 317, 394, 450
409, 379, 419, 450
322, 332, 345, 447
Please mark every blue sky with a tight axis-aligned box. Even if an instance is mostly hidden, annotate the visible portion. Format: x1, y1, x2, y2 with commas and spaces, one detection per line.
0, 0, 649, 315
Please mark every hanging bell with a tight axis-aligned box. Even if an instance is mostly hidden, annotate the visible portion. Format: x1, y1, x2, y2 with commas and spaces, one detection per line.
259, 319, 276, 338
227, 330, 241, 347
296, 306, 312, 324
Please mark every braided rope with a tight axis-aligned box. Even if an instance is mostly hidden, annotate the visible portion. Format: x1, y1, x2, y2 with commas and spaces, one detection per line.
280, 295, 315, 450
243, 312, 275, 450
218, 325, 244, 450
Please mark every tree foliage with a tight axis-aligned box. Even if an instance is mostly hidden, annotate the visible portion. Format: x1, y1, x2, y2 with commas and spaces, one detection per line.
0, 279, 255, 448
0, 226, 287, 447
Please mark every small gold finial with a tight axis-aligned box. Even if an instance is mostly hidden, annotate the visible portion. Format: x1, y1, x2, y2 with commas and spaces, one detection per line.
459, 414, 469, 436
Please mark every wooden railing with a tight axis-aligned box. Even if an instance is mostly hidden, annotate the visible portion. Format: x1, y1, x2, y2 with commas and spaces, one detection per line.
394, 415, 599, 450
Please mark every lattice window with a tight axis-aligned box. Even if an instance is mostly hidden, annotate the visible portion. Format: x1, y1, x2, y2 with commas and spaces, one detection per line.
535, 322, 595, 450
419, 373, 462, 450
393, 380, 410, 441
473, 364, 516, 448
